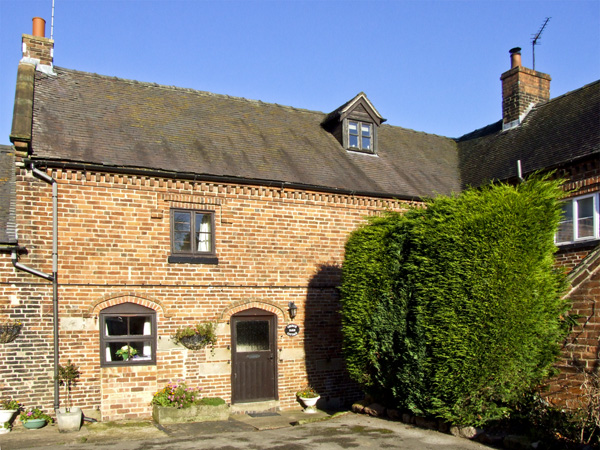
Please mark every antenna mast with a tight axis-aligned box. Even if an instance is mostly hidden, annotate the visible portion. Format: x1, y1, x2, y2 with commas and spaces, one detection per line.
50, 0, 55, 40
531, 17, 550, 70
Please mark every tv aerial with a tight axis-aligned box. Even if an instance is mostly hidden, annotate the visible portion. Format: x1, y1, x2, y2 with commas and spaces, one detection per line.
531, 17, 550, 70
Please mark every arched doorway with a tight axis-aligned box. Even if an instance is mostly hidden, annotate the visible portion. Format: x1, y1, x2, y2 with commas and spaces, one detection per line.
231, 308, 278, 403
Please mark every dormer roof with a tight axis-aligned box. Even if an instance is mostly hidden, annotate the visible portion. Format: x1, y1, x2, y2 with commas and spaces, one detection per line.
322, 92, 386, 127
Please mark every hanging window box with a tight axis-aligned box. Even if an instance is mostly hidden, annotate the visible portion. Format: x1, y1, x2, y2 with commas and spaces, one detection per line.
0, 320, 22, 344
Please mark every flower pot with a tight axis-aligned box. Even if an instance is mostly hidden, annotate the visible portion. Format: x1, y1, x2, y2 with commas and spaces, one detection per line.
56, 407, 82, 432
23, 418, 47, 429
0, 409, 17, 433
299, 396, 320, 413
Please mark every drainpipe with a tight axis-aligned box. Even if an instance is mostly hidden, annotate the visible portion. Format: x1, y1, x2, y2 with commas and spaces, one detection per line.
11, 163, 59, 411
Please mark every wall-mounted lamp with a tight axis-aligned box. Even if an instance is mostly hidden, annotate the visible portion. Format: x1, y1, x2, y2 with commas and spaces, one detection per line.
288, 301, 297, 320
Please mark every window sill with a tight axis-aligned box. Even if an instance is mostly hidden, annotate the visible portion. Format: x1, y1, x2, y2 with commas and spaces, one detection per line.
556, 239, 599, 252
168, 255, 219, 265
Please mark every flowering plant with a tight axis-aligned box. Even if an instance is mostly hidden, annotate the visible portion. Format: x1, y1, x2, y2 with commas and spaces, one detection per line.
0, 398, 20, 410
115, 345, 138, 360
173, 322, 217, 350
19, 407, 52, 423
296, 386, 319, 398
151, 380, 202, 409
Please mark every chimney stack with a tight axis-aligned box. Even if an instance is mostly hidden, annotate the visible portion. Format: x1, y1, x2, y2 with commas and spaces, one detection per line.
500, 47, 550, 130
21, 17, 54, 70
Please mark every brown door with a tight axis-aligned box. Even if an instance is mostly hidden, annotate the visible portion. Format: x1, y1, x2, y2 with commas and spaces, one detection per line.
231, 309, 278, 403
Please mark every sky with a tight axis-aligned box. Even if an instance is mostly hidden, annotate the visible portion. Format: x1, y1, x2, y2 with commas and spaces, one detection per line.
0, 0, 598, 146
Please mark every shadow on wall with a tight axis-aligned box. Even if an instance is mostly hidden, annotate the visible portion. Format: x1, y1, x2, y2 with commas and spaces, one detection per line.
304, 263, 362, 410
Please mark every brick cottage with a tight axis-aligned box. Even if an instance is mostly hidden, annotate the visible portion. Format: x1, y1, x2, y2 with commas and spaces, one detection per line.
0, 18, 598, 421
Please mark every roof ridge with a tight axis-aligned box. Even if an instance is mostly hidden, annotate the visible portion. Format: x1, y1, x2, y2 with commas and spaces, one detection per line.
52, 66, 327, 117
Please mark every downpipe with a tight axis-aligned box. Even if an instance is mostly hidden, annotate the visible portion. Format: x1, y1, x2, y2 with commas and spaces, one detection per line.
11, 163, 60, 411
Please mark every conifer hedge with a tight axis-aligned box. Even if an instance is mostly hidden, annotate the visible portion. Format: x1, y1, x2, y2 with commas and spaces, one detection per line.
340, 177, 570, 426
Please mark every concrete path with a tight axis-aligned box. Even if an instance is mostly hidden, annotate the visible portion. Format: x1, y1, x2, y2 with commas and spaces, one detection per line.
0, 411, 491, 450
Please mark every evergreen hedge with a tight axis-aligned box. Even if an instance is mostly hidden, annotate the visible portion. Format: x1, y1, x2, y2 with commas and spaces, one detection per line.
340, 177, 570, 426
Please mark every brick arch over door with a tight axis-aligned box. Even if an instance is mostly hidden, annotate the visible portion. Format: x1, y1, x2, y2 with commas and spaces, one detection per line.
219, 299, 286, 323
86, 292, 172, 318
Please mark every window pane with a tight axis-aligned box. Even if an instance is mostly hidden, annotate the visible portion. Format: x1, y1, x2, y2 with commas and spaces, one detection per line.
361, 124, 371, 137
349, 134, 359, 147
236, 320, 270, 352
105, 317, 128, 336
362, 136, 371, 150
129, 316, 151, 335
174, 212, 191, 230
348, 122, 358, 135
196, 213, 212, 252
556, 221, 573, 243
576, 198, 594, 239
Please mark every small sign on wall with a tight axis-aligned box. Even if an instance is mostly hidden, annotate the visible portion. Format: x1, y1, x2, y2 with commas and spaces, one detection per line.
285, 324, 300, 337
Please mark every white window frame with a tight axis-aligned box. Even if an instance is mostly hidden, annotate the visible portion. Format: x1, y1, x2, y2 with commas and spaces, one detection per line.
555, 192, 599, 245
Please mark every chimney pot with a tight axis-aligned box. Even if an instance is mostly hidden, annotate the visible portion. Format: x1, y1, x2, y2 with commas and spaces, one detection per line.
509, 47, 522, 69
32, 17, 46, 38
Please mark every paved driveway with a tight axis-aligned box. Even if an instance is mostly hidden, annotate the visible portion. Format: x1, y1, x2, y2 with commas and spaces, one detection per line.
2, 412, 491, 450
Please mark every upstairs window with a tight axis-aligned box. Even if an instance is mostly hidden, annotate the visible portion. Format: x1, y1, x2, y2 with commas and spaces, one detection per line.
556, 193, 599, 245
100, 303, 156, 366
348, 121, 372, 152
169, 209, 218, 264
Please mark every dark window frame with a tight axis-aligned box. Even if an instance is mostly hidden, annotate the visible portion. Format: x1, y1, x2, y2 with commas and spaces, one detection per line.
99, 303, 157, 367
169, 209, 217, 262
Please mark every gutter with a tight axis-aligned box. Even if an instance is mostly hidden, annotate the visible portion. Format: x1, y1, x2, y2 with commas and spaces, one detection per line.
11, 163, 60, 411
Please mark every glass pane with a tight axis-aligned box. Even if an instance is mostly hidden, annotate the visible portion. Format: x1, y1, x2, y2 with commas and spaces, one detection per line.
236, 320, 269, 352
348, 122, 358, 135
561, 202, 573, 221
578, 217, 594, 238
174, 212, 191, 230
105, 317, 127, 336
173, 231, 191, 252
361, 123, 371, 137
556, 221, 573, 243
129, 316, 150, 335
362, 136, 371, 150
196, 213, 212, 252
349, 134, 358, 148
106, 341, 151, 362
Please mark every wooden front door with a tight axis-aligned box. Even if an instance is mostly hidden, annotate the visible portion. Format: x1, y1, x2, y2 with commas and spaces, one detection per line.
231, 309, 278, 403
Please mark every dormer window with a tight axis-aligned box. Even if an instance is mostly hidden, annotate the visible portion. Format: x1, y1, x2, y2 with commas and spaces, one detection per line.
322, 92, 385, 155
348, 121, 372, 151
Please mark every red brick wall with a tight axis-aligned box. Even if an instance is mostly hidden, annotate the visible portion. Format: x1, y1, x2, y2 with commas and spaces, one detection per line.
0, 166, 411, 420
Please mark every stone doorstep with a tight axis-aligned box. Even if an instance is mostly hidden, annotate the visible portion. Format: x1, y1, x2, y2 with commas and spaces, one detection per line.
230, 400, 280, 415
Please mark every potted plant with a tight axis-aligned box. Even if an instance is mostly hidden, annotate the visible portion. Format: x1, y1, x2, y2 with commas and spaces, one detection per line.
173, 322, 217, 350
0, 319, 22, 343
150, 380, 229, 424
116, 344, 138, 361
56, 360, 82, 432
20, 407, 52, 429
296, 386, 320, 413
0, 399, 20, 433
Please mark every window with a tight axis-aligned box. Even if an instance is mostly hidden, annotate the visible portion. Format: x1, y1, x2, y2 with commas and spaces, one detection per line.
100, 303, 156, 366
348, 121, 372, 152
556, 193, 599, 245
169, 209, 218, 263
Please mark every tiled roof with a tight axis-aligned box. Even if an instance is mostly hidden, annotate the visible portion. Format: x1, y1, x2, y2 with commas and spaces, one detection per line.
458, 80, 600, 188
0, 145, 16, 245
30, 68, 461, 199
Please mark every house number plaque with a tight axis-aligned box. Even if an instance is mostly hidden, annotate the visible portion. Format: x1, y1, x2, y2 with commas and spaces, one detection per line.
285, 324, 300, 337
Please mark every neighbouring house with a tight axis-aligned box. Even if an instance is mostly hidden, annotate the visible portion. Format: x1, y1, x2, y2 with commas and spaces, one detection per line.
0, 18, 597, 421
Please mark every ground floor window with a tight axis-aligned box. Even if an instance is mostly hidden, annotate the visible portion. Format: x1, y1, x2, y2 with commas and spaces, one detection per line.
99, 303, 156, 366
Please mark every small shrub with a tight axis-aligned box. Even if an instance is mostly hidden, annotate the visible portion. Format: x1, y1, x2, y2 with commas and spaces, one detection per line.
198, 397, 226, 406
173, 322, 217, 349
20, 407, 52, 423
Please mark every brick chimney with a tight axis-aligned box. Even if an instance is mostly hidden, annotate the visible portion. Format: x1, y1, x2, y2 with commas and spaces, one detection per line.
500, 47, 551, 130
21, 17, 54, 72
